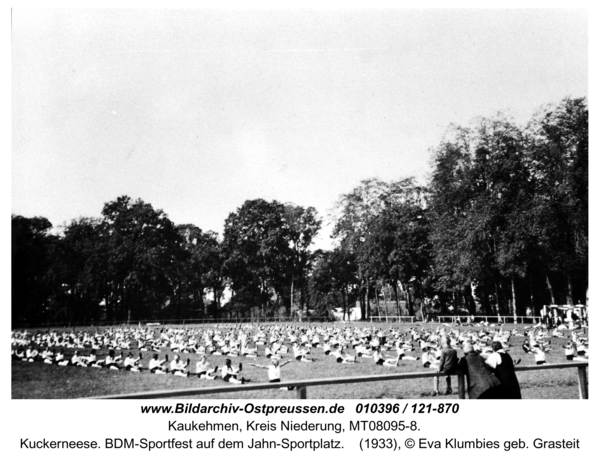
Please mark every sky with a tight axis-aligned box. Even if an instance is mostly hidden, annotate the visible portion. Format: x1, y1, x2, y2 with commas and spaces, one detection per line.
12, 8, 587, 249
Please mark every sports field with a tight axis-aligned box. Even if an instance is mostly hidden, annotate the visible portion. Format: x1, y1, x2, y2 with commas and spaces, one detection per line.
11, 322, 586, 399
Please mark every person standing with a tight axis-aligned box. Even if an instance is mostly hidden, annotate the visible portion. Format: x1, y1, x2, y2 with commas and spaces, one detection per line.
436, 336, 458, 396
485, 341, 522, 399
458, 342, 502, 399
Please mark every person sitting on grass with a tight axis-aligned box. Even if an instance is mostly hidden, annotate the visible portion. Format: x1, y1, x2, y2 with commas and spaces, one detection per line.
250, 357, 293, 388
332, 345, 358, 363
394, 341, 419, 362
76, 350, 97, 367
292, 343, 313, 362
41, 347, 54, 364
355, 343, 372, 358
194, 355, 219, 379
68, 350, 82, 366
527, 344, 548, 365
123, 352, 142, 372
226, 341, 239, 357
221, 359, 245, 384
372, 347, 401, 366
421, 346, 440, 370
103, 350, 123, 370
87, 350, 104, 368
264, 344, 279, 359
12, 347, 26, 361
241, 341, 258, 358
55, 349, 69, 365
575, 337, 588, 358
149, 353, 168, 374
24, 346, 40, 362
563, 341, 588, 362
170, 355, 190, 377
552, 328, 566, 338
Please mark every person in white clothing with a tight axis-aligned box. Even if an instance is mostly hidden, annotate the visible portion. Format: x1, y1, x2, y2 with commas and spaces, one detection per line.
195, 355, 218, 379
149, 354, 168, 374
292, 344, 313, 362
251, 358, 292, 382
123, 352, 142, 372
221, 359, 245, 384
170, 355, 189, 377
251, 358, 294, 390
331, 345, 357, 363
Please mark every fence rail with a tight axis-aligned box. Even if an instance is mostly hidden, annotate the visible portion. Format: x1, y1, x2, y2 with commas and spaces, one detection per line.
91, 362, 588, 400
435, 315, 543, 324
16, 316, 334, 330
368, 316, 416, 323
18, 315, 552, 329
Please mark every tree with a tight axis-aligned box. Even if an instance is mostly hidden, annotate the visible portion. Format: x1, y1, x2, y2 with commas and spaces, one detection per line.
48, 217, 107, 324
365, 198, 431, 317
175, 224, 225, 318
283, 204, 321, 316
12, 215, 56, 326
526, 97, 588, 305
332, 177, 428, 318
428, 99, 588, 314
309, 248, 358, 320
100, 196, 184, 321
429, 116, 532, 315
222, 199, 292, 317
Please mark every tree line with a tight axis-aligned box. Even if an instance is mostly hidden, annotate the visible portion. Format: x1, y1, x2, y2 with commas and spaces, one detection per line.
12, 97, 587, 326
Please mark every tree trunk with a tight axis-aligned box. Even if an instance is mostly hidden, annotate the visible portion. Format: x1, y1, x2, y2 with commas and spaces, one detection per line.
545, 273, 556, 305
382, 285, 388, 317
511, 276, 517, 316
406, 286, 414, 316
366, 283, 371, 320
375, 284, 381, 319
494, 280, 501, 315
261, 279, 266, 317
528, 275, 535, 314
359, 292, 366, 321
481, 286, 490, 315
464, 284, 476, 315
566, 273, 574, 305
290, 277, 294, 316
393, 283, 400, 316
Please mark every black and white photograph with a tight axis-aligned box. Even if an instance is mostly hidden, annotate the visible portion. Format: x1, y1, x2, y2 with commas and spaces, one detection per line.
10, 6, 589, 407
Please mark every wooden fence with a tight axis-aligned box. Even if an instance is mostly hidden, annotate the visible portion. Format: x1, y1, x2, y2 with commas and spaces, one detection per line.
91, 362, 588, 400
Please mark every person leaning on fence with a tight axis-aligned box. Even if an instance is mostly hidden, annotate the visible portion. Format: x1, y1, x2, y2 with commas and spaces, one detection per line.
485, 341, 522, 399
458, 342, 502, 399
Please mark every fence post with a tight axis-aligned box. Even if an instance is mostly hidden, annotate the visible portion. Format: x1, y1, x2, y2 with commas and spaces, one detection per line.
457, 373, 466, 399
577, 365, 589, 399
296, 386, 307, 399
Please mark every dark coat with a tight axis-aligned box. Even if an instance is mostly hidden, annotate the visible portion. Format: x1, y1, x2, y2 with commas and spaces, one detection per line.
439, 346, 458, 374
492, 352, 522, 399
458, 352, 502, 399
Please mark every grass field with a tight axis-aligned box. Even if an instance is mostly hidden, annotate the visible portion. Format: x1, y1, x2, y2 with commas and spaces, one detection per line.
11, 322, 586, 399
